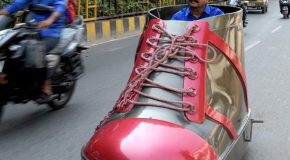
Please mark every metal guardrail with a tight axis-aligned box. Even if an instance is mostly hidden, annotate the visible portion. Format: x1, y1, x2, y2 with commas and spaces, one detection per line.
77, 0, 185, 21
77, 0, 97, 21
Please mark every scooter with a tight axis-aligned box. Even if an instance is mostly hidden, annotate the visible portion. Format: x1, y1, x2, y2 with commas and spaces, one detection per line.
280, 0, 290, 18
240, 0, 249, 27
0, 4, 86, 120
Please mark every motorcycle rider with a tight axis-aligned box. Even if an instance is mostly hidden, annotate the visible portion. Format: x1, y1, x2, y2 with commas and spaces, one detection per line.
171, 0, 224, 20
279, 0, 290, 14
0, 0, 67, 102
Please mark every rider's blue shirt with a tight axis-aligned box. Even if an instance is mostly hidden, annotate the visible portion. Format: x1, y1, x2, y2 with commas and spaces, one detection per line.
4, 0, 67, 38
171, 4, 224, 21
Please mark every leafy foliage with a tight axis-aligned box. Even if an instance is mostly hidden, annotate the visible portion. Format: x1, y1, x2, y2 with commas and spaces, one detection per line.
0, 0, 11, 8
81, 0, 175, 19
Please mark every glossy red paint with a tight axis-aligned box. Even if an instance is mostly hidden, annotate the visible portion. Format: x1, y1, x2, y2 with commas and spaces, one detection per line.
183, 22, 209, 123
83, 118, 217, 160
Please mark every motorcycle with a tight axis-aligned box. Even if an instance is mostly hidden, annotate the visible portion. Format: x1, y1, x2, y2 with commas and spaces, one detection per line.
280, 0, 290, 18
240, 1, 249, 27
0, 4, 86, 119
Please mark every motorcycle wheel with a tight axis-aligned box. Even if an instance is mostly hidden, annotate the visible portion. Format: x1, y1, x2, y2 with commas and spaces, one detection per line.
47, 81, 76, 110
262, 7, 266, 14
0, 105, 3, 121
0, 101, 5, 121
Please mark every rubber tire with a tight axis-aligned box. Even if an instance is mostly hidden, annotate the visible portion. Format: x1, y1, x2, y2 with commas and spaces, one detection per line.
262, 7, 265, 14
0, 104, 4, 122
47, 81, 76, 110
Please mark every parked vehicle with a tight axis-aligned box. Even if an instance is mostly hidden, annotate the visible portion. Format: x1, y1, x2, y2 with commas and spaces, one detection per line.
0, 5, 86, 120
280, 0, 290, 18
242, 0, 268, 13
81, 5, 262, 160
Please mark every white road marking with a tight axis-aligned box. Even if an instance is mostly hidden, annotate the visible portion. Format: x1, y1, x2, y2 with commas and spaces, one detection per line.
87, 34, 140, 48
245, 41, 261, 51
271, 26, 282, 33
105, 46, 125, 52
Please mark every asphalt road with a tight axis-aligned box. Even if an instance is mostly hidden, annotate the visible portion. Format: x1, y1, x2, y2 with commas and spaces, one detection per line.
0, 0, 289, 159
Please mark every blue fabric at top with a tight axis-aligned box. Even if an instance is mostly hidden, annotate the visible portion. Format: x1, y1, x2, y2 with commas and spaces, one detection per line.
4, 0, 67, 38
171, 4, 224, 21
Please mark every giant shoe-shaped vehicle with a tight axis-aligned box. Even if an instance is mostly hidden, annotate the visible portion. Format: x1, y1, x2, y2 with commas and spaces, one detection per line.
82, 5, 262, 160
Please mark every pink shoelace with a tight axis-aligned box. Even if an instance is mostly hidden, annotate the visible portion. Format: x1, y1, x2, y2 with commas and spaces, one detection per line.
97, 23, 217, 129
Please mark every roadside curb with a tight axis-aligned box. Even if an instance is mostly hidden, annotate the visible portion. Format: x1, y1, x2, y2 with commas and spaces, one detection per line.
85, 15, 146, 42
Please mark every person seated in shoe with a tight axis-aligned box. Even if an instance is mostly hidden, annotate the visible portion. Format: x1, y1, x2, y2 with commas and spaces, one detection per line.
0, 0, 67, 102
171, 0, 224, 21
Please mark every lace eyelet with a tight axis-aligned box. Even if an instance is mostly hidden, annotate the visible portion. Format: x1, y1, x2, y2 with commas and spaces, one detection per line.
185, 68, 198, 80
135, 66, 144, 74
192, 24, 200, 33
189, 56, 198, 63
186, 88, 197, 97
184, 104, 195, 115
141, 52, 152, 61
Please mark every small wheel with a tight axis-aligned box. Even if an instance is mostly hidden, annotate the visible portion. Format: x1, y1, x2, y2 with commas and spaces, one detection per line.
261, 7, 265, 14
47, 81, 76, 110
0, 104, 4, 121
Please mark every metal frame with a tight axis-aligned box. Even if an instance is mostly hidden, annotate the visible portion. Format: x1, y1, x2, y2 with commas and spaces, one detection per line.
77, 0, 97, 21
77, 0, 181, 21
